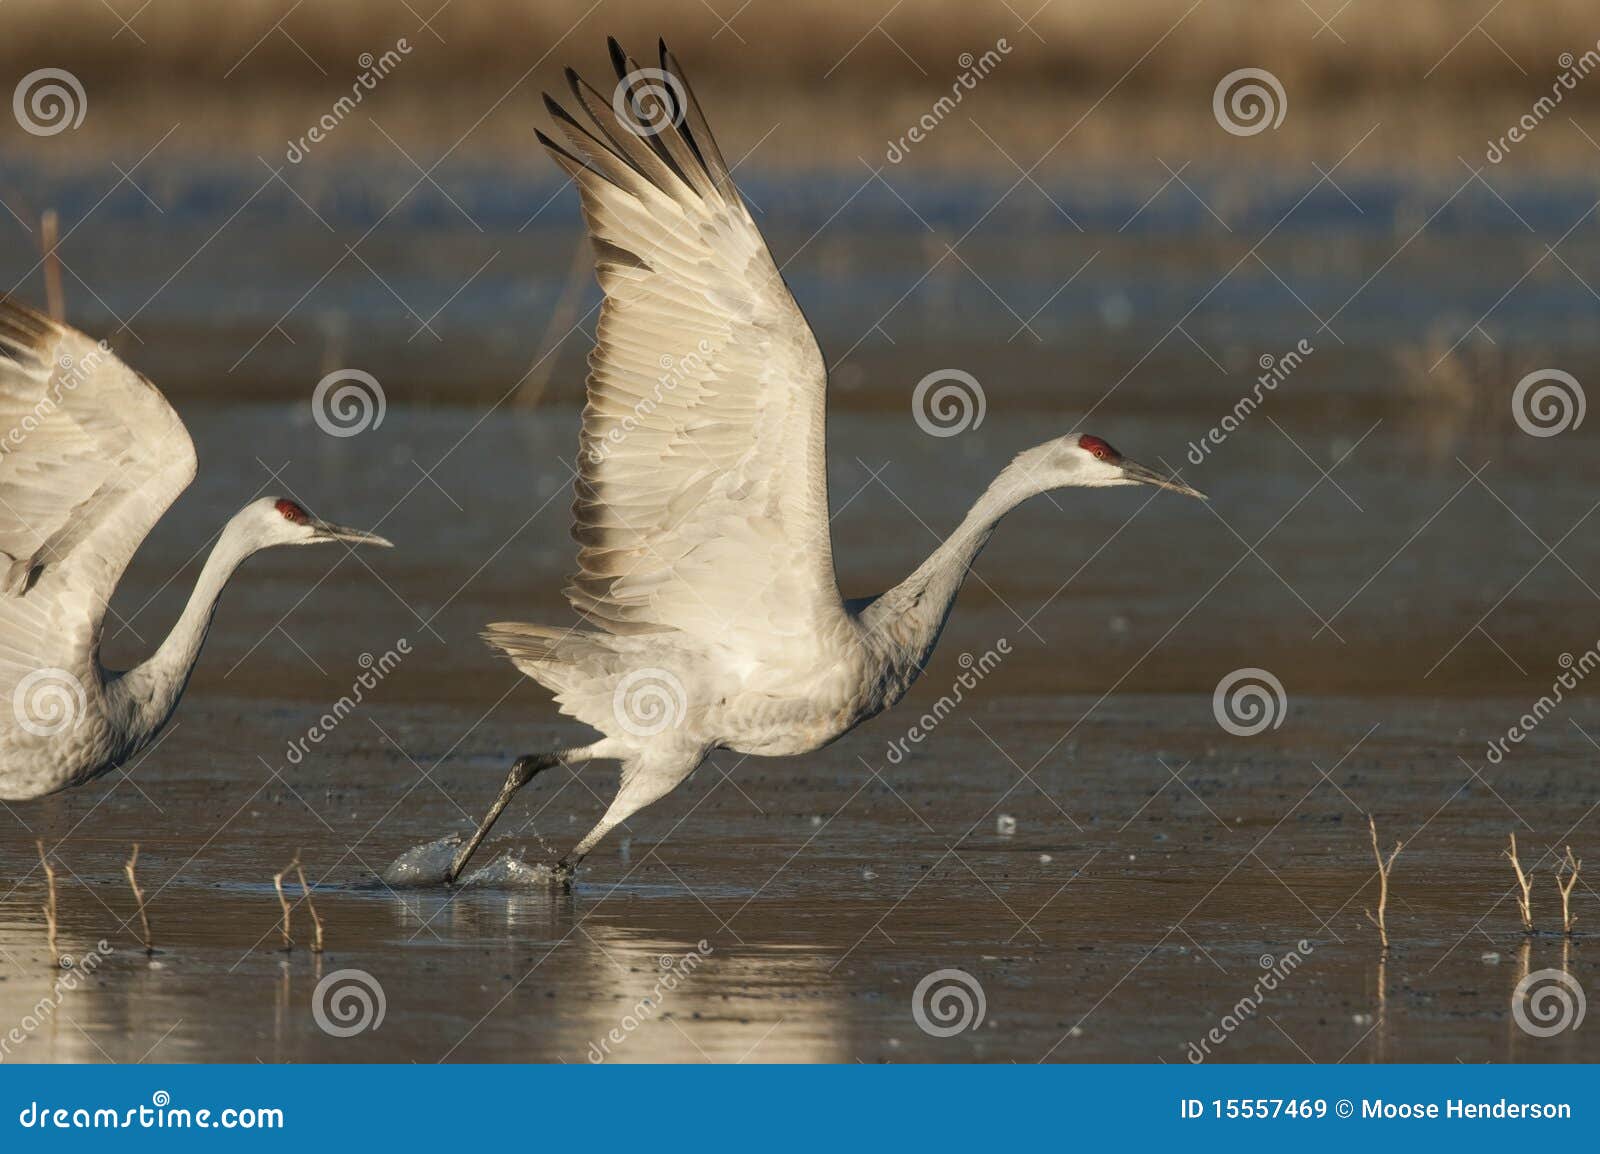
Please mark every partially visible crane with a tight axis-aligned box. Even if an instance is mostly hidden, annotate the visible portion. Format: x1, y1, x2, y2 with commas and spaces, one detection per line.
0, 298, 391, 800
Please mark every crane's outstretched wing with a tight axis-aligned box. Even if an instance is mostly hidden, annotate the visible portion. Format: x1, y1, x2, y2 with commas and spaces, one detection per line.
539, 40, 848, 655
0, 298, 196, 688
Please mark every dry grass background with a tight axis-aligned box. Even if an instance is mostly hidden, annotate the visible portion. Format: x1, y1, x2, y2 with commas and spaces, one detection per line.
3, 0, 1600, 169
1, 0, 1596, 92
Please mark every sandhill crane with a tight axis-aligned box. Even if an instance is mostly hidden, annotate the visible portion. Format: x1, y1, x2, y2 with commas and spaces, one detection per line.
0, 299, 391, 801
446, 39, 1204, 884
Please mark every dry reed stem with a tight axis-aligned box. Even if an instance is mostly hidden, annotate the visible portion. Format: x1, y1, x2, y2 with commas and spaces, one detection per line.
293, 860, 325, 953
37, 840, 58, 967
1555, 845, 1581, 936
1504, 832, 1535, 934
125, 844, 153, 954
272, 855, 298, 951
513, 236, 589, 410
1363, 814, 1402, 951
40, 210, 63, 321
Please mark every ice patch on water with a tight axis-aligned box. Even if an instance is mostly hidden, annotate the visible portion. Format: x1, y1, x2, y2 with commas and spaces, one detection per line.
381, 833, 461, 887
459, 850, 557, 889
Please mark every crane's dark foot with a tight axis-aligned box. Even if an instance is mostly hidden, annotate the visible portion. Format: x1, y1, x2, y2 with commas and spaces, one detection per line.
554, 857, 579, 892
446, 753, 557, 884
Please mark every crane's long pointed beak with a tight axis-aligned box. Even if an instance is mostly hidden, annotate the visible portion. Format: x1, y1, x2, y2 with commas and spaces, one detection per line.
1120, 458, 1207, 500
311, 519, 394, 547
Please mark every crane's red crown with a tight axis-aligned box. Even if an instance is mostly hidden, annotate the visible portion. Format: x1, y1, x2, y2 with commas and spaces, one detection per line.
1078, 434, 1121, 463
275, 499, 310, 524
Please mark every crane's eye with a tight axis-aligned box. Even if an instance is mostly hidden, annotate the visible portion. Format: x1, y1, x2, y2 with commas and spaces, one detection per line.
1079, 434, 1117, 462
275, 499, 309, 524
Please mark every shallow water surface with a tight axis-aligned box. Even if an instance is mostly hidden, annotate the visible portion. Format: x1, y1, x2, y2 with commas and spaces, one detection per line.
2, 144, 1600, 1062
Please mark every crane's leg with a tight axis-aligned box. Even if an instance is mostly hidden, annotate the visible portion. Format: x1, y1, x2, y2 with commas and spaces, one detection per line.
556, 748, 705, 887
447, 742, 610, 883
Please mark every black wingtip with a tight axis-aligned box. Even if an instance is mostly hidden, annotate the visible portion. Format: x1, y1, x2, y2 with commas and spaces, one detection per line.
607, 36, 629, 80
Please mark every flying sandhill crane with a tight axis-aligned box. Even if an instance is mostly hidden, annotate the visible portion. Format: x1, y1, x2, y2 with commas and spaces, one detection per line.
446, 39, 1204, 883
0, 299, 391, 800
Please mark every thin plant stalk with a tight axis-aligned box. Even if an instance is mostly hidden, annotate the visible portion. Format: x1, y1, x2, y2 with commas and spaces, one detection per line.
40, 209, 64, 321
125, 844, 154, 954
293, 860, 325, 953
272, 855, 298, 951
1363, 814, 1402, 951
1555, 845, 1580, 937
1504, 832, 1535, 935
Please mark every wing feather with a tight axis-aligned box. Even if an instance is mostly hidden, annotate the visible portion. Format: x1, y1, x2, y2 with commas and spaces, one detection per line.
542, 40, 846, 654
0, 297, 196, 690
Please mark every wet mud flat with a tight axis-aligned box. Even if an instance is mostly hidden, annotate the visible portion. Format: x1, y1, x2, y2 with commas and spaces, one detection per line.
1, 685, 1595, 1064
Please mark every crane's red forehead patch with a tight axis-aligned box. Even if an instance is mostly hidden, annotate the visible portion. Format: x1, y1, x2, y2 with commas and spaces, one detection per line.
275, 499, 309, 523
1078, 434, 1121, 461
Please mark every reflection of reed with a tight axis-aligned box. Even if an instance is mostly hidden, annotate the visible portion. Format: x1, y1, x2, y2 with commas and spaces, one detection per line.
37, 840, 59, 968
1510, 937, 1532, 1059
1374, 952, 1388, 1064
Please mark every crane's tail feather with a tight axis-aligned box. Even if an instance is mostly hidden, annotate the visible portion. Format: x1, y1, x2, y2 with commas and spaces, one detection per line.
481, 622, 619, 692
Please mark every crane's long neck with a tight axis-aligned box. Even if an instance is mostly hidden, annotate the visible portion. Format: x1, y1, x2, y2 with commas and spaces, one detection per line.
112, 524, 255, 748
860, 460, 1042, 675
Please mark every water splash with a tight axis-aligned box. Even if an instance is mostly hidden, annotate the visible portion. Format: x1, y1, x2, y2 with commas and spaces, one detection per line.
459, 850, 557, 890
380, 834, 461, 887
